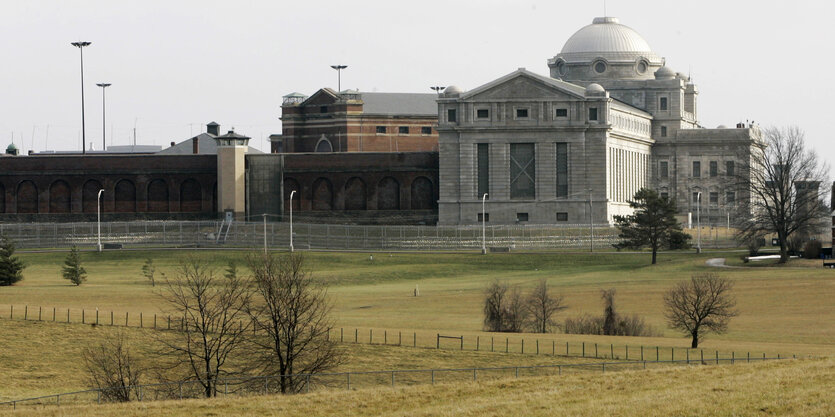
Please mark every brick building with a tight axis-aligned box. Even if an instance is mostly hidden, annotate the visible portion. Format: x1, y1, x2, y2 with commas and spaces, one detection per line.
275, 89, 439, 153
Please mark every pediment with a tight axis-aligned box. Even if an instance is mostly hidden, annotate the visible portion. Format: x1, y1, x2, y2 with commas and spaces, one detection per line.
302, 89, 339, 106
463, 70, 587, 102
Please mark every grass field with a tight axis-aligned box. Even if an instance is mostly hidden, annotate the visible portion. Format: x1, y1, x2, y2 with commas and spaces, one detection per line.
3, 357, 833, 417
1, 248, 834, 409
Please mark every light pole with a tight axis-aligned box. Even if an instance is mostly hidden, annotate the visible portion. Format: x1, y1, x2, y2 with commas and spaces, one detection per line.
430, 86, 446, 95
96, 83, 111, 152
481, 193, 488, 255
696, 192, 702, 253
330, 65, 347, 91
71, 41, 92, 154
289, 190, 296, 252
588, 189, 594, 252
97, 189, 104, 252
263, 213, 268, 254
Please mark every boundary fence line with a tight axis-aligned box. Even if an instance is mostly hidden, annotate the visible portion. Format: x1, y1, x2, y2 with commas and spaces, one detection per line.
0, 220, 741, 251
1, 304, 796, 367
0, 356, 790, 410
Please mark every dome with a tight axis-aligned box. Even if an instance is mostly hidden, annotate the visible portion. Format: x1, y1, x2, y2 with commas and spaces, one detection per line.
444, 85, 464, 94
586, 83, 605, 93
654, 65, 676, 80
561, 17, 653, 55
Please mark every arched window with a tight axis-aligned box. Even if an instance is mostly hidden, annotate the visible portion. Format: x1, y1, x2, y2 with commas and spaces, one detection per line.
410, 176, 434, 210
311, 178, 333, 210
315, 138, 333, 153
48, 180, 71, 213
82, 180, 103, 213
114, 180, 137, 213
344, 177, 367, 210
180, 179, 202, 212
147, 179, 169, 212
16, 181, 38, 214
377, 177, 400, 210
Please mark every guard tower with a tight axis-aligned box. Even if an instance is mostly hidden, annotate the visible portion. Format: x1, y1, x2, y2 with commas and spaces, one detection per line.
214, 130, 250, 219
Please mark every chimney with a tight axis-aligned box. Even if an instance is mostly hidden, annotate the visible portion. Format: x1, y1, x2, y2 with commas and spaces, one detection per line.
170, 141, 176, 147
207, 121, 220, 136
192, 137, 199, 154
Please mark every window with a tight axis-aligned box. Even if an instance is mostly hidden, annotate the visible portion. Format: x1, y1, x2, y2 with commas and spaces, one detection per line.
421, 126, 432, 135
660, 192, 669, 200
556, 142, 568, 197
660, 97, 668, 111
726, 191, 735, 204
659, 161, 669, 178
556, 212, 568, 222
516, 108, 529, 119
476, 109, 489, 119
477, 213, 489, 222
320, 106, 328, 113
661, 126, 667, 137
589, 107, 598, 121
692, 161, 701, 177
594, 61, 607, 74
376, 126, 386, 134
510, 143, 535, 199
477, 143, 489, 199
710, 161, 718, 177
726, 161, 735, 176
710, 192, 719, 204
398, 126, 409, 135
516, 213, 529, 222
447, 108, 457, 123
692, 192, 701, 204
555, 108, 568, 118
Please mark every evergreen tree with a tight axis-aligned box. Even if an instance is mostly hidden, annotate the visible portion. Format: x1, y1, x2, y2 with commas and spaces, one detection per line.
0, 235, 25, 286
62, 246, 87, 286
613, 188, 691, 264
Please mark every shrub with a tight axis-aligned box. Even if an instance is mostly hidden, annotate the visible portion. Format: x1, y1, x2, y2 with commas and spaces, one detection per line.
745, 237, 764, 256
0, 235, 24, 286
803, 240, 822, 259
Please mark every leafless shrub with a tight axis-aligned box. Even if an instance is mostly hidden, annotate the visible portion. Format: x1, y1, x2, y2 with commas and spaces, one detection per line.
526, 279, 567, 333
82, 332, 144, 402
483, 280, 526, 333
563, 288, 657, 337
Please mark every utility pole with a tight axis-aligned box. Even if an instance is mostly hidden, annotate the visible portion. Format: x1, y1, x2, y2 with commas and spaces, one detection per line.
71, 41, 92, 154
96, 83, 111, 152
330, 65, 348, 91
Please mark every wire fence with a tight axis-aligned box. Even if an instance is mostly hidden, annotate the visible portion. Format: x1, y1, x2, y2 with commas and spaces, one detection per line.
0, 356, 789, 410
0, 220, 741, 251
1, 304, 795, 367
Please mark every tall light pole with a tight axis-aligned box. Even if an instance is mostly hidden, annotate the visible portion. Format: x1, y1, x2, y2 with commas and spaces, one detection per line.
96, 83, 111, 152
289, 190, 296, 252
588, 189, 594, 252
430, 86, 446, 95
696, 191, 702, 254
330, 65, 347, 92
481, 193, 488, 255
263, 213, 268, 254
97, 189, 104, 252
71, 41, 92, 154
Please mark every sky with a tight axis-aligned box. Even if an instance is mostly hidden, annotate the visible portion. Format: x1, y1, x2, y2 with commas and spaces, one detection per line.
1, 0, 832, 177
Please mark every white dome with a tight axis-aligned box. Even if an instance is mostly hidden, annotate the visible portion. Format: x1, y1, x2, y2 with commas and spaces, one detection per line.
444, 85, 464, 94
654, 65, 676, 80
586, 83, 605, 93
562, 17, 653, 55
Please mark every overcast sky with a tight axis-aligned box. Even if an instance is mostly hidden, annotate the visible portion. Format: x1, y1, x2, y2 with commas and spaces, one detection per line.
1, 0, 832, 177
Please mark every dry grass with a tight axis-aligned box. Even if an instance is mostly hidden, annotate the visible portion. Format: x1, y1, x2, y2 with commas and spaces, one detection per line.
3, 357, 833, 417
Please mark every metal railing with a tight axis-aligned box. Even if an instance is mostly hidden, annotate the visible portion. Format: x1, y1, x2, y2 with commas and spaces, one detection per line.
0, 356, 789, 410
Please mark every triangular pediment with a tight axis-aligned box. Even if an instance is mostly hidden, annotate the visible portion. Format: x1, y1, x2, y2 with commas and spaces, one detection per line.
302, 88, 340, 106
463, 69, 587, 101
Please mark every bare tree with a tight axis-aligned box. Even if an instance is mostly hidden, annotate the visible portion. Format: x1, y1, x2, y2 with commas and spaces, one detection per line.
141, 258, 155, 287
664, 273, 739, 348
737, 126, 830, 263
245, 252, 341, 394
156, 256, 252, 398
82, 332, 144, 402
483, 280, 526, 333
526, 280, 566, 333
601, 288, 617, 335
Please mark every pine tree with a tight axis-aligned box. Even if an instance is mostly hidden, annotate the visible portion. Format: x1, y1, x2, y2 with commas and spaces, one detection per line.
613, 188, 691, 264
0, 235, 25, 286
62, 246, 87, 286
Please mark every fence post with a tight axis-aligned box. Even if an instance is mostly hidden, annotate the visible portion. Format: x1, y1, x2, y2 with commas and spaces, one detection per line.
506, 337, 509, 353
81, 309, 84, 324
492, 337, 494, 352
477, 336, 480, 351
126, 312, 129, 327
536, 340, 539, 355
431, 370, 435, 385
473, 369, 477, 381
521, 339, 524, 354
110, 311, 113, 326
610, 344, 614, 359
602, 363, 605, 373
460, 335, 463, 351
715, 350, 719, 365
567, 342, 569, 356
747, 352, 750, 363
67, 308, 70, 323
399, 331, 402, 346
671, 347, 674, 362
656, 346, 659, 361
701, 349, 704, 363
355, 328, 358, 343
370, 329, 372, 344
626, 345, 628, 360
414, 332, 416, 347
552, 340, 555, 356
140, 312, 143, 328
641, 345, 643, 361
582, 342, 585, 357
594, 343, 597, 358
687, 349, 690, 364
38, 306, 42, 321
558, 365, 561, 375
53, 307, 56, 322
347, 373, 351, 390
341, 328, 343, 343
384, 330, 386, 345
732, 352, 735, 364
391, 371, 395, 387
168, 315, 171, 330
154, 314, 157, 329
306, 375, 310, 393
9, 305, 12, 319
437, 333, 439, 349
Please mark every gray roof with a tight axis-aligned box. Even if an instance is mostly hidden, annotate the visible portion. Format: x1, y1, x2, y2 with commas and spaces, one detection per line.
158, 133, 264, 155
356, 92, 437, 116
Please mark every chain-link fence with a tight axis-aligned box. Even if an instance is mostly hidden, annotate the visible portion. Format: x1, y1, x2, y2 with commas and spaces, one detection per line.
0, 220, 744, 251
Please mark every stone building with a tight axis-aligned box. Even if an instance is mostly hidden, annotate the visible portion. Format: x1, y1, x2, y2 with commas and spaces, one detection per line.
438, 16, 759, 225
276, 88, 439, 153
